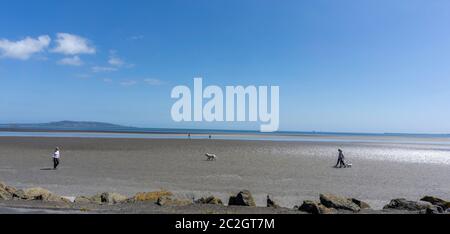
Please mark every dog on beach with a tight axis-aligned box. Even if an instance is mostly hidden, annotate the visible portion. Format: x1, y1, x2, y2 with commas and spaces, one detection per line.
333, 163, 352, 168
205, 153, 217, 161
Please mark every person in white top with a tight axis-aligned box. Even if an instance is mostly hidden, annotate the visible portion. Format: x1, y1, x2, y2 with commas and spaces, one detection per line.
53, 147, 60, 170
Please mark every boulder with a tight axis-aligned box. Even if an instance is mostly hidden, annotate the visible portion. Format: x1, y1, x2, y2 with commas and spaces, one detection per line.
74, 196, 93, 204
318, 204, 338, 214
298, 200, 321, 214
383, 198, 433, 211
89, 193, 104, 204
320, 194, 360, 212
91, 192, 127, 204
228, 190, 256, 207
23, 187, 70, 203
156, 196, 192, 206
266, 195, 279, 208
195, 196, 223, 205
104, 192, 127, 204
0, 182, 18, 200
11, 189, 27, 200
349, 198, 371, 209
420, 196, 450, 210
425, 206, 444, 214
133, 190, 173, 202
0, 189, 10, 200
298, 200, 337, 214
0, 187, 11, 200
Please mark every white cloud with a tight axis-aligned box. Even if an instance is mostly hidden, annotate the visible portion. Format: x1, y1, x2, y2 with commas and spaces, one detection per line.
144, 78, 164, 86
58, 56, 83, 66
103, 78, 113, 83
120, 80, 137, 86
92, 66, 118, 73
52, 33, 95, 55
129, 35, 144, 40
108, 51, 124, 67
0, 35, 51, 60
108, 57, 124, 66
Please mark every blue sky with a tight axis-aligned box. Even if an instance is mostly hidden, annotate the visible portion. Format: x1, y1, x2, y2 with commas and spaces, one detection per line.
1, 0, 450, 133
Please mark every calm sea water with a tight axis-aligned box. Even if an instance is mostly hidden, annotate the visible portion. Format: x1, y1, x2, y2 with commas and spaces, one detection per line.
0, 130, 449, 143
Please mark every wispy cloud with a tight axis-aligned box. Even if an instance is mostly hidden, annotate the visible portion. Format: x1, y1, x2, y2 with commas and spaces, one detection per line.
108, 50, 124, 67
92, 66, 118, 73
120, 80, 137, 86
92, 50, 133, 73
52, 33, 95, 55
0, 35, 51, 60
108, 56, 124, 67
58, 56, 83, 66
129, 35, 144, 40
144, 78, 164, 86
103, 78, 113, 83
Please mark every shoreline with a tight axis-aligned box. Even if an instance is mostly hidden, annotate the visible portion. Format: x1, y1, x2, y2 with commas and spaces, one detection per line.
1, 181, 448, 214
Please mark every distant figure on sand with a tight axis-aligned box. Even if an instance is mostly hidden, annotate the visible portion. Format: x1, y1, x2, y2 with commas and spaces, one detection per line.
335, 149, 347, 168
188, 133, 191, 139
53, 147, 60, 170
209, 135, 212, 139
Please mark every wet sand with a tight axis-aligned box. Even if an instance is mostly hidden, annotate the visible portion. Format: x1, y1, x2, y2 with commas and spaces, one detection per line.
0, 136, 449, 209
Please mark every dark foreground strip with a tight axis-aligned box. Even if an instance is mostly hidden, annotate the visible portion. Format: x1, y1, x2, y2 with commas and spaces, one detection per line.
1, 214, 448, 233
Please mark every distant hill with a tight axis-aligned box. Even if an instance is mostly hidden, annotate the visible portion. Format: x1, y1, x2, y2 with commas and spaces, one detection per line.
0, 121, 135, 131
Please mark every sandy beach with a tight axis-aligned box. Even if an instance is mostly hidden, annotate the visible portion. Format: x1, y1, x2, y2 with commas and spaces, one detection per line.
1, 136, 450, 210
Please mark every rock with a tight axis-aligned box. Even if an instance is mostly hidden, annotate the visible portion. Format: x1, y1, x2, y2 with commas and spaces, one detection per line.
91, 192, 127, 204
298, 200, 337, 214
11, 189, 27, 200
23, 187, 70, 203
318, 204, 338, 214
228, 190, 256, 207
266, 195, 280, 208
90, 193, 104, 204
425, 206, 443, 214
133, 190, 173, 202
0, 182, 15, 191
319, 194, 360, 212
0, 182, 18, 200
420, 196, 450, 210
0, 190, 10, 200
383, 198, 432, 211
298, 200, 321, 214
23, 187, 51, 200
196, 196, 223, 205
104, 192, 127, 204
349, 198, 371, 209
156, 196, 192, 206
74, 196, 92, 204
0, 187, 11, 200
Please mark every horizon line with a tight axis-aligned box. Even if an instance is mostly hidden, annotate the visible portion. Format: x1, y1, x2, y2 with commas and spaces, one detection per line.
0, 120, 449, 136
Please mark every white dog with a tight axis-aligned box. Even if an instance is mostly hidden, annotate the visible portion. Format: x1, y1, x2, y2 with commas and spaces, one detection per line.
205, 153, 217, 161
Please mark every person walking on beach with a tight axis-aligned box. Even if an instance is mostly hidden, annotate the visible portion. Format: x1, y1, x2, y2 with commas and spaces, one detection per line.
335, 149, 347, 168
53, 147, 60, 170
